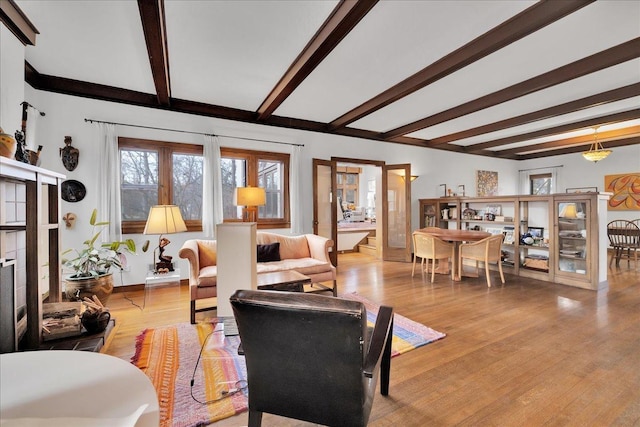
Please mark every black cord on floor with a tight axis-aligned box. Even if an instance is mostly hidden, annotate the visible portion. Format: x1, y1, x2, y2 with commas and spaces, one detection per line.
119, 269, 144, 311
190, 327, 248, 405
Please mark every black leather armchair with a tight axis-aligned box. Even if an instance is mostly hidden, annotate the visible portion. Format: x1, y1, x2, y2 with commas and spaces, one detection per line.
230, 290, 394, 427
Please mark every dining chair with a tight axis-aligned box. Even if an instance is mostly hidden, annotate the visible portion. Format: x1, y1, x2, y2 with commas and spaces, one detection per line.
230, 289, 393, 427
458, 234, 505, 287
607, 220, 639, 268
412, 232, 455, 282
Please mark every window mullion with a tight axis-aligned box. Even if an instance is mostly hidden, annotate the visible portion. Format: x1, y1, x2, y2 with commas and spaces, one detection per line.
159, 147, 172, 204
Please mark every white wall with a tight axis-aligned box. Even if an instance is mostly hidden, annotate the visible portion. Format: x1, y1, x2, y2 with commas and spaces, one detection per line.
24, 84, 640, 287
0, 24, 25, 137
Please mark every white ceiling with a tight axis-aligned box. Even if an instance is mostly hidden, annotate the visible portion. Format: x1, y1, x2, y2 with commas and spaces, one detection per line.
14, 0, 640, 160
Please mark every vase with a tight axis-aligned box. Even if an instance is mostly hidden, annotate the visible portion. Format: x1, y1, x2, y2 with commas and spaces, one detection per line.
0, 127, 17, 159
65, 273, 114, 304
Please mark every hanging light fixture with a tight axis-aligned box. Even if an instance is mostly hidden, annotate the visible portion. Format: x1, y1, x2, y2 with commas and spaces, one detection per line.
582, 127, 611, 163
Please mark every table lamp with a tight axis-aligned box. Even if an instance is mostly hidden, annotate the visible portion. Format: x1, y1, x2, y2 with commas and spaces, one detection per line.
143, 205, 187, 272
560, 203, 578, 218
233, 186, 266, 222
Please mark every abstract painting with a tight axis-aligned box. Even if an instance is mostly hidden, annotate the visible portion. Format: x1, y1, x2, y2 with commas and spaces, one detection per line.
476, 170, 498, 196
605, 172, 640, 211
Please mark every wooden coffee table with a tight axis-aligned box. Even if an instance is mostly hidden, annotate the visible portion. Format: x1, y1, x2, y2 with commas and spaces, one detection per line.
257, 270, 311, 292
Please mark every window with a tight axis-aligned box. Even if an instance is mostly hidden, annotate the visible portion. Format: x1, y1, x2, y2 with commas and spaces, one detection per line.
530, 173, 552, 195
220, 148, 290, 228
336, 166, 360, 209
119, 137, 203, 234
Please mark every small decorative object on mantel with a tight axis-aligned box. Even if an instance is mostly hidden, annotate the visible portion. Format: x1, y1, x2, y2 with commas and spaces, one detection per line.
60, 135, 79, 171
13, 130, 29, 164
0, 127, 17, 159
26, 145, 42, 166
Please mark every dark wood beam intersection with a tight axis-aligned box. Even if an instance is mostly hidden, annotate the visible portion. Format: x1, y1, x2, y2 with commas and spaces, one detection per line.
329, 0, 594, 130
137, 0, 171, 106
518, 135, 640, 160
256, 0, 378, 120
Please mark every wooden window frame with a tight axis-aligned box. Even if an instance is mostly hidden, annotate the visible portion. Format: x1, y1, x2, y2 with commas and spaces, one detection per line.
221, 147, 290, 229
119, 137, 203, 234
530, 172, 552, 195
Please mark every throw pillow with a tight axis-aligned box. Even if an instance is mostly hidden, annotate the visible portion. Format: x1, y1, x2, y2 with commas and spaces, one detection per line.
257, 242, 280, 263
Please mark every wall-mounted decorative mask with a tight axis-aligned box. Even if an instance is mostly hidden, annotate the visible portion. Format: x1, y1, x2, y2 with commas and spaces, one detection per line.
63, 212, 77, 228
60, 136, 79, 171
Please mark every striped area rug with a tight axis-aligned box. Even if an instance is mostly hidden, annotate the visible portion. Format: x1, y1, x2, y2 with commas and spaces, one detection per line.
130, 295, 445, 426
342, 292, 446, 357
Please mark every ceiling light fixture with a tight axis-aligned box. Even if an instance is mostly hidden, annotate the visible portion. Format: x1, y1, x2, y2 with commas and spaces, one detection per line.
582, 127, 611, 163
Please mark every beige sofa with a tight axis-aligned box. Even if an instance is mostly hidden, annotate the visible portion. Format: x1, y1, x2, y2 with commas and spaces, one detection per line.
179, 232, 337, 323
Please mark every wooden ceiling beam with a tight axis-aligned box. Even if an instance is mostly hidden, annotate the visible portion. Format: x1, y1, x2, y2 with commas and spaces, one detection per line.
329, 0, 594, 130
517, 135, 640, 160
256, 0, 378, 120
496, 125, 640, 156
381, 37, 640, 140
429, 83, 640, 146
465, 109, 640, 152
0, 0, 39, 45
137, 0, 171, 106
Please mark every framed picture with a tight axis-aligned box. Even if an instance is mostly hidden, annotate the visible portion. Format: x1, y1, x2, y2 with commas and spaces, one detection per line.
604, 172, 640, 211
527, 227, 544, 238
485, 204, 502, 215
476, 170, 498, 196
566, 187, 597, 193
502, 227, 515, 244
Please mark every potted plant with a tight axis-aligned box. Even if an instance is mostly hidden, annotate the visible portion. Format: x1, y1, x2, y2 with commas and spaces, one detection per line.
62, 209, 148, 303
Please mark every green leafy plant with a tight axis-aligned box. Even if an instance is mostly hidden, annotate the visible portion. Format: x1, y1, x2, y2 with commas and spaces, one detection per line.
62, 209, 148, 278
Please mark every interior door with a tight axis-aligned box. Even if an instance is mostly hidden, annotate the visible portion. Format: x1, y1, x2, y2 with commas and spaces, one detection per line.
382, 164, 412, 262
313, 159, 337, 266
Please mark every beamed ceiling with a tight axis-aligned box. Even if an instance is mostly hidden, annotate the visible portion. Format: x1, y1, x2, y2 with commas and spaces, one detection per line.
4, 0, 640, 160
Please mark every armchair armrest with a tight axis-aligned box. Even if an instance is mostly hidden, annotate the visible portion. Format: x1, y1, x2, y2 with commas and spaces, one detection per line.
363, 305, 393, 379
305, 234, 334, 263
178, 239, 200, 286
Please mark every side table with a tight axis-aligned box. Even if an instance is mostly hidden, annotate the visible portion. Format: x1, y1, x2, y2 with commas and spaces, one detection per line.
144, 268, 181, 309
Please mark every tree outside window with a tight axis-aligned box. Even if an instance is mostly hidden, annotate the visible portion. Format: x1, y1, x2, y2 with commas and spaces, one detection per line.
530, 173, 552, 195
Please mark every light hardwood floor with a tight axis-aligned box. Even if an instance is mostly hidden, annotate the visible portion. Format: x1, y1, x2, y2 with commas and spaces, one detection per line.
105, 254, 640, 426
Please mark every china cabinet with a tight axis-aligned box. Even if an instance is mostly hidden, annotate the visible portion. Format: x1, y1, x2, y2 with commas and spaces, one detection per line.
418, 192, 609, 290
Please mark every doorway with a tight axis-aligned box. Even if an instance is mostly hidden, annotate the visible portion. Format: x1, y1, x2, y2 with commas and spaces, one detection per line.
313, 157, 412, 266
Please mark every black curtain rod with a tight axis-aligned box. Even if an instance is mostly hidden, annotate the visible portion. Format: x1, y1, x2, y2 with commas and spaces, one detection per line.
518, 165, 563, 172
84, 118, 304, 147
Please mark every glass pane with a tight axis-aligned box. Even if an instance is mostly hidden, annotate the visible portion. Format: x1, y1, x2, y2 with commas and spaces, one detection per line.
336, 173, 343, 185
120, 148, 158, 221
258, 159, 283, 219
221, 157, 246, 219
172, 153, 203, 220
346, 173, 357, 185
345, 189, 356, 204
531, 177, 551, 195
386, 171, 406, 249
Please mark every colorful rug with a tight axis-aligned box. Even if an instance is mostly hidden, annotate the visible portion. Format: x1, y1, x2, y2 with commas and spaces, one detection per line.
130, 295, 445, 426
132, 321, 247, 427
342, 292, 446, 357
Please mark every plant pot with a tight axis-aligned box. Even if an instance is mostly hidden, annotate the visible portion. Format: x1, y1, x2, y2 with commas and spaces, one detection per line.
81, 311, 111, 334
65, 273, 114, 304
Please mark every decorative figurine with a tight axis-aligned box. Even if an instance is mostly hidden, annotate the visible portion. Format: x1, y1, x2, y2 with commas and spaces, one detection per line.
155, 237, 174, 272
60, 136, 79, 171
13, 130, 29, 164
63, 212, 77, 228
0, 127, 17, 159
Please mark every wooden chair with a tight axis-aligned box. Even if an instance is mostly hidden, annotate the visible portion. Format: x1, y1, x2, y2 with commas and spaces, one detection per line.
458, 234, 505, 287
230, 290, 393, 427
412, 232, 455, 282
607, 220, 640, 268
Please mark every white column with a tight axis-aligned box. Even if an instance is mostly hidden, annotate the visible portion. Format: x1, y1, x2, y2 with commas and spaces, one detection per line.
215, 223, 257, 318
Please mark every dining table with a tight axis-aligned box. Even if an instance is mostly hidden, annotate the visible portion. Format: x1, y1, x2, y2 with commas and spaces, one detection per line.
415, 228, 491, 281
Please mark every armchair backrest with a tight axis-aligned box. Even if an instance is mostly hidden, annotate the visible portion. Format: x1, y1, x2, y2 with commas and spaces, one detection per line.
413, 232, 452, 259
230, 290, 372, 426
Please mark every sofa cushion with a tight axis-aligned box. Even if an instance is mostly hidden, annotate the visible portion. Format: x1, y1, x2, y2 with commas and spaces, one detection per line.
197, 265, 218, 287
197, 240, 217, 266
257, 242, 281, 263
256, 258, 332, 276
257, 233, 311, 260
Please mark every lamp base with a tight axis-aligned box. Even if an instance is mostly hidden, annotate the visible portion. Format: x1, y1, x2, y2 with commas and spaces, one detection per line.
154, 261, 174, 272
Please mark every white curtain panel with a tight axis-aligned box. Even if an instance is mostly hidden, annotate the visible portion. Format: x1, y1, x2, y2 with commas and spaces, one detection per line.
25, 106, 39, 150
289, 144, 303, 235
202, 134, 223, 237
96, 122, 122, 242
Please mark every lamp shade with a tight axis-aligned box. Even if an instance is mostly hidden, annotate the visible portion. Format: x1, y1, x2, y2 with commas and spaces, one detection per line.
560, 203, 577, 219
233, 186, 266, 207
143, 205, 187, 235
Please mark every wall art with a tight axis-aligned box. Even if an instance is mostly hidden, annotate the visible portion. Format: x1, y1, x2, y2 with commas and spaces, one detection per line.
476, 170, 498, 197
604, 172, 640, 211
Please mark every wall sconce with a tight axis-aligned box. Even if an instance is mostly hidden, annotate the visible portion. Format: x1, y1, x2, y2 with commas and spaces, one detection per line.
401, 175, 418, 181
234, 186, 266, 222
